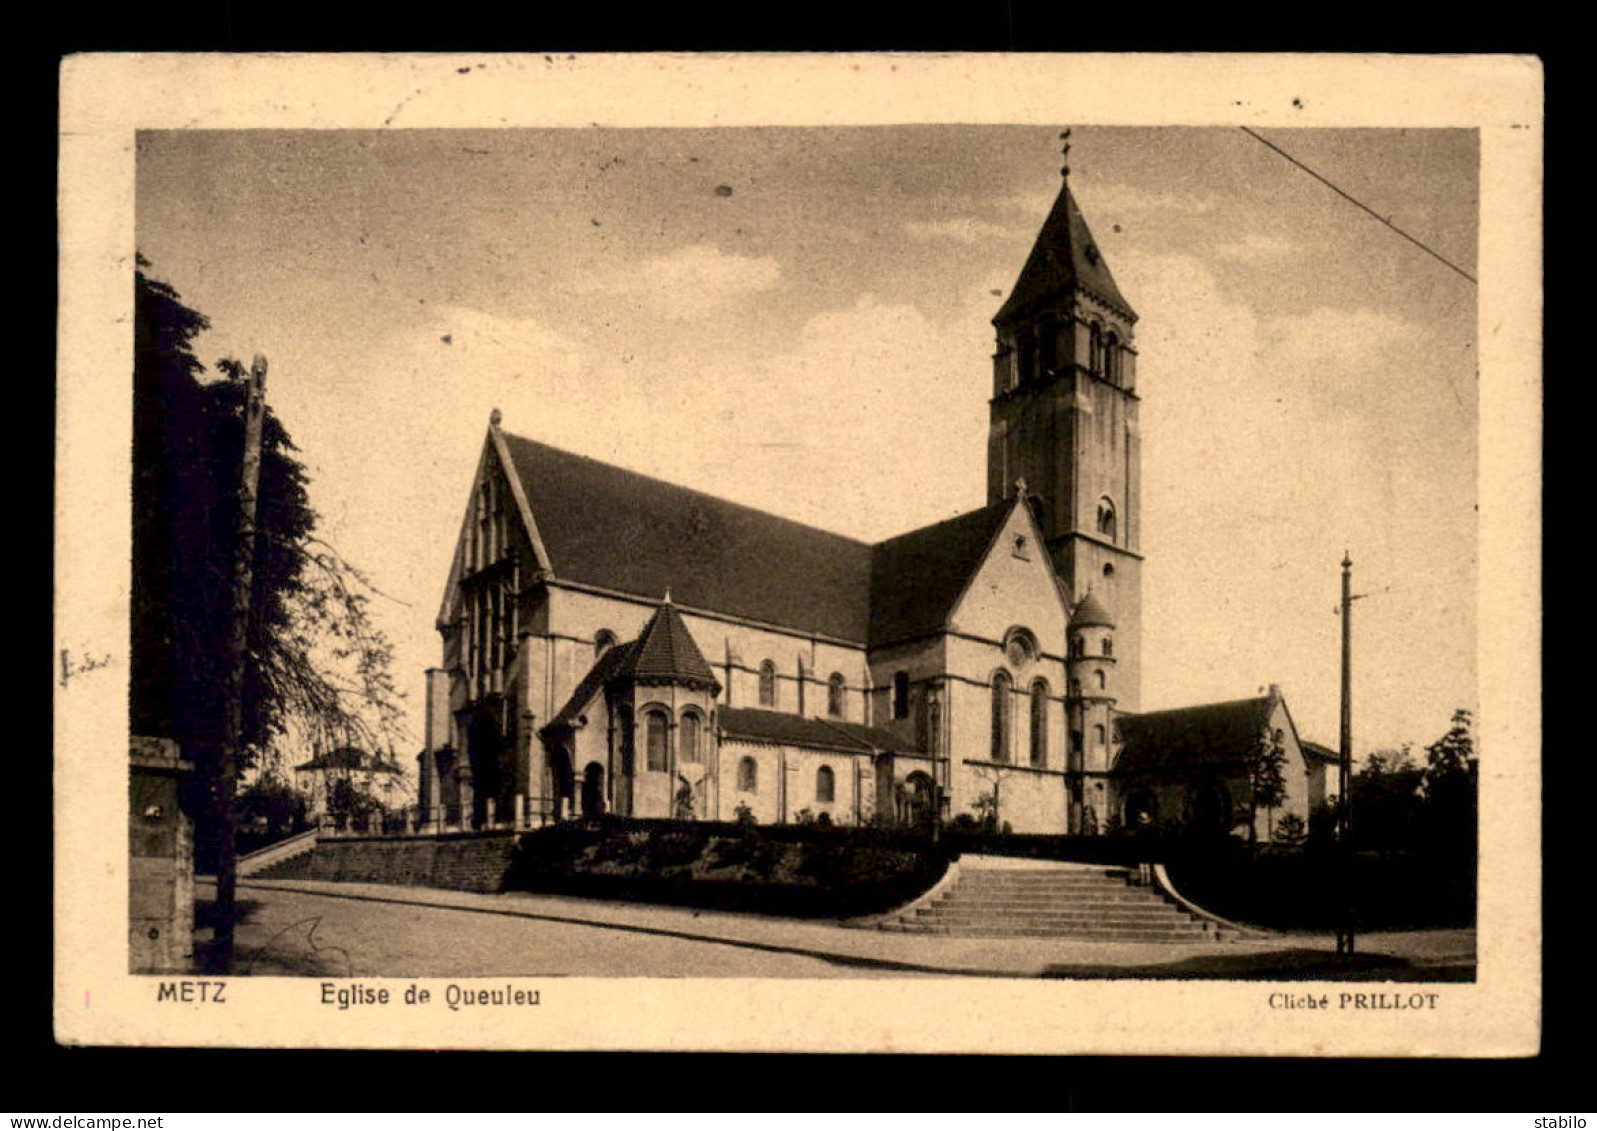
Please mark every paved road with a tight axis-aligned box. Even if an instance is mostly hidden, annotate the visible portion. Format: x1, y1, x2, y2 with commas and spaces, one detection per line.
213, 879, 1476, 981
222, 882, 913, 978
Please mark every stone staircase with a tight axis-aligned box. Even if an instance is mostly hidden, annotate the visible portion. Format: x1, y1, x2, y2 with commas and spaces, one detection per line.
879, 859, 1241, 942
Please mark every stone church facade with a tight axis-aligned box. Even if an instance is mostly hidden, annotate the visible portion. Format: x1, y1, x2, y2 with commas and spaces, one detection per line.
415, 161, 1329, 840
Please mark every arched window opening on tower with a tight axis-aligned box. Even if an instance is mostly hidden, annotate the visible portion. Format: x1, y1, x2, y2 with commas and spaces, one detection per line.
1103, 562, 1116, 579
678, 710, 701, 764
1097, 498, 1117, 541
1094, 723, 1107, 748
991, 670, 1013, 762
1102, 637, 1113, 657
827, 672, 846, 717
1089, 322, 1104, 377
893, 671, 910, 720
644, 708, 669, 772
758, 660, 777, 707
1018, 332, 1037, 385
1030, 679, 1049, 767
816, 765, 835, 804
737, 756, 758, 793
1038, 316, 1058, 375
1104, 330, 1120, 385
1096, 669, 1107, 691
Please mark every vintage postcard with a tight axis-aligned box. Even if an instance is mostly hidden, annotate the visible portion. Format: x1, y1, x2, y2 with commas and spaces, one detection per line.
56, 53, 1542, 1054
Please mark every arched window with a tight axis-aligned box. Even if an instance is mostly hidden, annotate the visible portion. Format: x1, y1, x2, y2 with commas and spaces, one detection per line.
816, 765, 835, 803
1030, 679, 1049, 767
893, 671, 910, 720
1089, 322, 1104, 376
1097, 497, 1117, 541
758, 661, 777, 707
1102, 637, 1113, 657
1017, 331, 1037, 385
644, 709, 669, 772
1094, 723, 1107, 748
827, 673, 846, 717
991, 670, 1013, 762
678, 710, 701, 764
594, 629, 618, 658
1038, 315, 1058, 374
1095, 669, 1107, 691
1104, 330, 1120, 384
737, 756, 758, 793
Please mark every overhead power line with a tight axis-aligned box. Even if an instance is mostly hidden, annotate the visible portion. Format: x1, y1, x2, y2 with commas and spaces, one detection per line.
1239, 127, 1477, 285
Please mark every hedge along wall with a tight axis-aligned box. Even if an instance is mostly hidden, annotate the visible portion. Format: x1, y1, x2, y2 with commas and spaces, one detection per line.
292, 831, 518, 894
504, 817, 950, 919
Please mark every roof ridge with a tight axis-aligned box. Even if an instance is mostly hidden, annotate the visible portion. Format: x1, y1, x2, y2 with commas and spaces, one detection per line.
869, 497, 1011, 551
499, 430, 872, 549
1123, 695, 1272, 720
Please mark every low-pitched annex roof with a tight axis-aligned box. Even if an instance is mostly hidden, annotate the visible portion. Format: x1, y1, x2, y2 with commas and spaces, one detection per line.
720, 706, 921, 755
1114, 696, 1275, 776
293, 747, 402, 773
1300, 740, 1341, 765
542, 641, 636, 734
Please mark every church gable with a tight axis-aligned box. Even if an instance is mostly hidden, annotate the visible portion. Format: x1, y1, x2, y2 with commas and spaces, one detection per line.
867, 501, 1013, 647
945, 494, 1069, 646
436, 418, 550, 631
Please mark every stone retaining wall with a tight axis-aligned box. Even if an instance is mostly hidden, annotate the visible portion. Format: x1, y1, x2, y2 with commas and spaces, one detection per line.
272, 832, 517, 893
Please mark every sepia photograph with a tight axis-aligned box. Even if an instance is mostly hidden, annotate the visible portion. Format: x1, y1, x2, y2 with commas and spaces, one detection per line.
58, 54, 1540, 1054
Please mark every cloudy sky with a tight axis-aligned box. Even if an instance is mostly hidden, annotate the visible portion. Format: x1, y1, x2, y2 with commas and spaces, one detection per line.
136, 125, 1478, 760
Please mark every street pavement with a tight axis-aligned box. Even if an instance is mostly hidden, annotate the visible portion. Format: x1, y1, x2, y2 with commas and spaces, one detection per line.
219, 878, 1477, 981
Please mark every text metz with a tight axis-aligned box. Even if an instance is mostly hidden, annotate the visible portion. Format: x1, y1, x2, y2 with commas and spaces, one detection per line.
156, 981, 227, 1003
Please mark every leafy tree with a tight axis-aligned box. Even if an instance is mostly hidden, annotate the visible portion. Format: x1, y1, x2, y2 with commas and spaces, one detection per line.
1421, 708, 1478, 853
1351, 744, 1423, 850
1248, 727, 1289, 847
1273, 812, 1308, 848
132, 262, 404, 885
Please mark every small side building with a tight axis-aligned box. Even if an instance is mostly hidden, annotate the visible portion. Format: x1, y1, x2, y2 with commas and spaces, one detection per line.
1111, 685, 1328, 841
293, 747, 408, 825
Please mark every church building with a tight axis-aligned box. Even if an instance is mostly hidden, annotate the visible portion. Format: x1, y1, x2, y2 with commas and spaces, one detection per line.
415, 152, 1329, 840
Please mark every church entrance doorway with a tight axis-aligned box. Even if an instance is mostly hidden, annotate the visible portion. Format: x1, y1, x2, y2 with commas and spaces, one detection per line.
1125, 788, 1158, 832
581, 762, 606, 817
466, 711, 505, 830
904, 771, 936, 828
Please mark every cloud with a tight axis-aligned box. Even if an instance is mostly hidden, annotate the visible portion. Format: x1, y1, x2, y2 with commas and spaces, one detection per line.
1075, 182, 1220, 219
1212, 232, 1302, 264
903, 217, 1031, 245
573, 243, 780, 320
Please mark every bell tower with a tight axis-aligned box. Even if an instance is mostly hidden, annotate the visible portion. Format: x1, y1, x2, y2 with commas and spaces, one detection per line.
988, 131, 1143, 711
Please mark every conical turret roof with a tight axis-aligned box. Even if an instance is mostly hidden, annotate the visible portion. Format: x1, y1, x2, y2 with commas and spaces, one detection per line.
611, 596, 722, 691
1070, 589, 1115, 629
995, 178, 1135, 326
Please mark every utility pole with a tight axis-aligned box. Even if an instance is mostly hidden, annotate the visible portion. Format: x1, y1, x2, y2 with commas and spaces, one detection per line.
1336, 552, 1367, 956
212, 354, 268, 973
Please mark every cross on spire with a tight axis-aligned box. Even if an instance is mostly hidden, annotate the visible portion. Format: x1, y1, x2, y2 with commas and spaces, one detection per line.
1059, 128, 1072, 178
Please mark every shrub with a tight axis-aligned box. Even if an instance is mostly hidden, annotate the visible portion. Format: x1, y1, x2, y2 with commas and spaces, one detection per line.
1274, 812, 1308, 848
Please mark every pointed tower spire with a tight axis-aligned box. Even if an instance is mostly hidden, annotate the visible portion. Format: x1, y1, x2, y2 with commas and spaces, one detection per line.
986, 132, 1143, 712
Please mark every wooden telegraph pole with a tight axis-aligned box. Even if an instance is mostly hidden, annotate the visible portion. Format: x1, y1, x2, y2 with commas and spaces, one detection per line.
212, 354, 268, 973
1336, 552, 1365, 956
